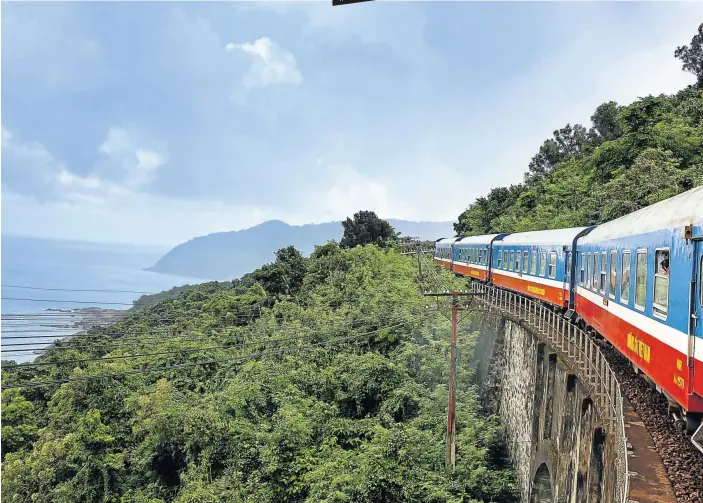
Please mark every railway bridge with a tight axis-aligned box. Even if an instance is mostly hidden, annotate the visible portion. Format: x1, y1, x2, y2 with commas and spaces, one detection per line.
466, 281, 678, 503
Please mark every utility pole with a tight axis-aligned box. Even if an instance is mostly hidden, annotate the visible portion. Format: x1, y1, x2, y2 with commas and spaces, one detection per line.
416, 240, 423, 280
446, 292, 459, 469
423, 290, 479, 470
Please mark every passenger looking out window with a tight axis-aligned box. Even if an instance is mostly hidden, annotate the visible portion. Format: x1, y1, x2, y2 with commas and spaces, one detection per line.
654, 249, 669, 318
621, 252, 631, 303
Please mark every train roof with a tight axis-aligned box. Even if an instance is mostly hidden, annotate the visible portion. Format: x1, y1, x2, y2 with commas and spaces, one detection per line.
456, 234, 502, 245
436, 237, 461, 245
495, 227, 589, 247
580, 185, 703, 243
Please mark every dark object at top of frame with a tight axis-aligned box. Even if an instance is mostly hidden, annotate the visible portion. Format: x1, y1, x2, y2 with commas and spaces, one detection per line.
332, 0, 375, 6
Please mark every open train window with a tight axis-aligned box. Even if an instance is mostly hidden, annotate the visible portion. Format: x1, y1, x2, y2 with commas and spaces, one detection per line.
548, 252, 557, 278
621, 251, 631, 304
503, 251, 508, 269
539, 251, 546, 276
509, 251, 515, 271
515, 252, 521, 272
496, 250, 502, 269
599, 252, 607, 295
586, 253, 591, 288
592, 254, 598, 291
609, 251, 616, 299
530, 251, 537, 275
635, 249, 647, 311
653, 248, 669, 319
580, 253, 585, 285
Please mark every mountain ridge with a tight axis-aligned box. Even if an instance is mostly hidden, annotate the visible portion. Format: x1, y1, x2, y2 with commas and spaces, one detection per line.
146, 218, 454, 280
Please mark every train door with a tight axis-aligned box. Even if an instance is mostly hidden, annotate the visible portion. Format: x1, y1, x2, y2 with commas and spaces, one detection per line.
693, 241, 703, 361
563, 251, 572, 291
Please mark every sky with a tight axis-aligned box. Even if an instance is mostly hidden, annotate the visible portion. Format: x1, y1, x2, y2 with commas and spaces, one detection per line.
1, 1, 701, 247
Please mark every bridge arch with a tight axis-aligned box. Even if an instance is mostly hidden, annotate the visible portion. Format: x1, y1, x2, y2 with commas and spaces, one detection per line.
530, 463, 554, 503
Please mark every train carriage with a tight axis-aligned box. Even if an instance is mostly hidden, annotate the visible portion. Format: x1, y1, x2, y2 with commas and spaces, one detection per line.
434, 237, 460, 271
491, 228, 592, 308
575, 186, 703, 423
452, 234, 507, 281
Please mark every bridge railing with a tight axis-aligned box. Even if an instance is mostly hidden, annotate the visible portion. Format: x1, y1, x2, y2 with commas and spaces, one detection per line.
468, 281, 630, 503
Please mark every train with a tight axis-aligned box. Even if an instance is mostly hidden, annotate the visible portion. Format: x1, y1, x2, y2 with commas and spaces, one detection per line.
435, 185, 703, 439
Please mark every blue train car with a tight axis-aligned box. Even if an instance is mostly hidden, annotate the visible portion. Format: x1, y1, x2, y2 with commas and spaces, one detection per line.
453, 234, 507, 281
575, 185, 703, 422
491, 228, 592, 308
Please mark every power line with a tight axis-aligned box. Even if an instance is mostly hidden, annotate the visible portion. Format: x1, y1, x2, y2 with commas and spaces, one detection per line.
1, 319, 411, 370
1, 322, 412, 390
0, 312, 409, 353
2, 297, 135, 306
2, 284, 157, 295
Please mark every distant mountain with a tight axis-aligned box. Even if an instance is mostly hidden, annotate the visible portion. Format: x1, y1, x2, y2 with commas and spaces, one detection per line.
146, 219, 454, 280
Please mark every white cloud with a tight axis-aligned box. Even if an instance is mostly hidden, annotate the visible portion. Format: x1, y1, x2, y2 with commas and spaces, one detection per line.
225, 37, 303, 88
97, 128, 167, 188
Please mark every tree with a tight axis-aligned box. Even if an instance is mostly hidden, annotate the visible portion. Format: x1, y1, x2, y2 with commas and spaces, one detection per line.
455, 185, 523, 236
675, 23, 703, 88
526, 124, 591, 183
340, 211, 398, 249
598, 148, 686, 221
589, 101, 622, 143
252, 245, 307, 296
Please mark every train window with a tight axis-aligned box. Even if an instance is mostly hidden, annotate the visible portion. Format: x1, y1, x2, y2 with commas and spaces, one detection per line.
503, 251, 508, 269
609, 251, 617, 299
509, 251, 515, 271
635, 250, 647, 311
565, 252, 572, 282
548, 252, 557, 278
515, 252, 521, 272
530, 251, 537, 275
653, 249, 669, 318
600, 252, 607, 295
700, 256, 703, 306
580, 253, 585, 285
539, 252, 546, 276
496, 250, 502, 269
592, 254, 598, 291
586, 253, 591, 288
621, 251, 631, 303
523, 251, 529, 273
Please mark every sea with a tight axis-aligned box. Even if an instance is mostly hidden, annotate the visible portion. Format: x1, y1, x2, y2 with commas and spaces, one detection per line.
1, 235, 209, 362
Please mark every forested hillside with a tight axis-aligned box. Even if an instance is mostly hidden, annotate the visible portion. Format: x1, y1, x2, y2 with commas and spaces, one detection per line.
1, 243, 517, 503
455, 26, 703, 235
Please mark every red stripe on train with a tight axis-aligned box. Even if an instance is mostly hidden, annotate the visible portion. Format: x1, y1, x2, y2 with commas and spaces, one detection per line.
491, 272, 568, 308
452, 263, 488, 281
575, 293, 703, 413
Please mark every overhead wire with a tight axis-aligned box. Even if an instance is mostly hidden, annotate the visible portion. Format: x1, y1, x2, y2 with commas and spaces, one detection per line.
1, 321, 413, 390
1, 317, 413, 370
2, 284, 158, 294
1, 311, 416, 354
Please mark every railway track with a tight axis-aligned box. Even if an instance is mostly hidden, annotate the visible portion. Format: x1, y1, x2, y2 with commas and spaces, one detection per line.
599, 343, 703, 503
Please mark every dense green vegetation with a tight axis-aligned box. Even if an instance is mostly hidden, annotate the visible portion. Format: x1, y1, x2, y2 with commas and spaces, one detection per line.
340, 211, 399, 249
1, 243, 517, 503
455, 25, 703, 235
